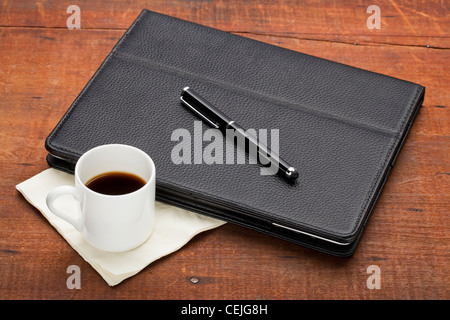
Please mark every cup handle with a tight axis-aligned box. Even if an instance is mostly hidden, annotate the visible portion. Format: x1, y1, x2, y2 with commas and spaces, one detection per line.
46, 186, 83, 232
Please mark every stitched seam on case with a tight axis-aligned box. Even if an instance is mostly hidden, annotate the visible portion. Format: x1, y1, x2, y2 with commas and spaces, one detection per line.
113, 50, 398, 137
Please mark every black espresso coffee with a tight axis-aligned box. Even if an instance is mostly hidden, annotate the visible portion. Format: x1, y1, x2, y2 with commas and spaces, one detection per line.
85, 171, 146, 195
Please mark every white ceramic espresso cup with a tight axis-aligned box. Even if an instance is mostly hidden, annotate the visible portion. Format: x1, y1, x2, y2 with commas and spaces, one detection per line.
46, 144, 156, 252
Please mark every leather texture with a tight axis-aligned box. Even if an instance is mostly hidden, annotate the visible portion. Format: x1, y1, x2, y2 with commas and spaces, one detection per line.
45, 10, 425, 256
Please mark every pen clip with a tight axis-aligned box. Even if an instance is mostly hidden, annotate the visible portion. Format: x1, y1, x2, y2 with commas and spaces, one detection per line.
180, 87, 220, 129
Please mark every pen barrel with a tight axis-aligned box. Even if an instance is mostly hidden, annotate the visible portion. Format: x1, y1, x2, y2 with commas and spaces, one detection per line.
227, 122, 290, 175
181, 88, 232, 128
181, 87, 298, 180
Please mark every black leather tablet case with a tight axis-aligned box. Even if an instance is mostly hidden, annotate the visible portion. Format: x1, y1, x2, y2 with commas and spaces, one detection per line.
45, 9, 424, 256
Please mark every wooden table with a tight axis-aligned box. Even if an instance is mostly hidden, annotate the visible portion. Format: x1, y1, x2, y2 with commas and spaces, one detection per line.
1, 0, 448, 300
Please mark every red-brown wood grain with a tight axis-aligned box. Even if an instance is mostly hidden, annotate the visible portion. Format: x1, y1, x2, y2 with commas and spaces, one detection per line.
0, 0, 448, 299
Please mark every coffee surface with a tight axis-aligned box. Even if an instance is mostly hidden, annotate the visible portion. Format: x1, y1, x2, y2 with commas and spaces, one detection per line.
85, 171, 146, 195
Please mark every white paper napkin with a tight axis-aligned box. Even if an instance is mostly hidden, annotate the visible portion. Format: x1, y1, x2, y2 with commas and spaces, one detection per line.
16, 168, 225, 286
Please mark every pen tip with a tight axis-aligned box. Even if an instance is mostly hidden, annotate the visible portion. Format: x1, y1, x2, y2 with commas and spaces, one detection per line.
286, 167, 299, 180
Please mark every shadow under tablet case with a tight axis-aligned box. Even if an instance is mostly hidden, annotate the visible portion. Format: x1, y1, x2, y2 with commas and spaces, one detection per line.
45, 10, 425, 256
